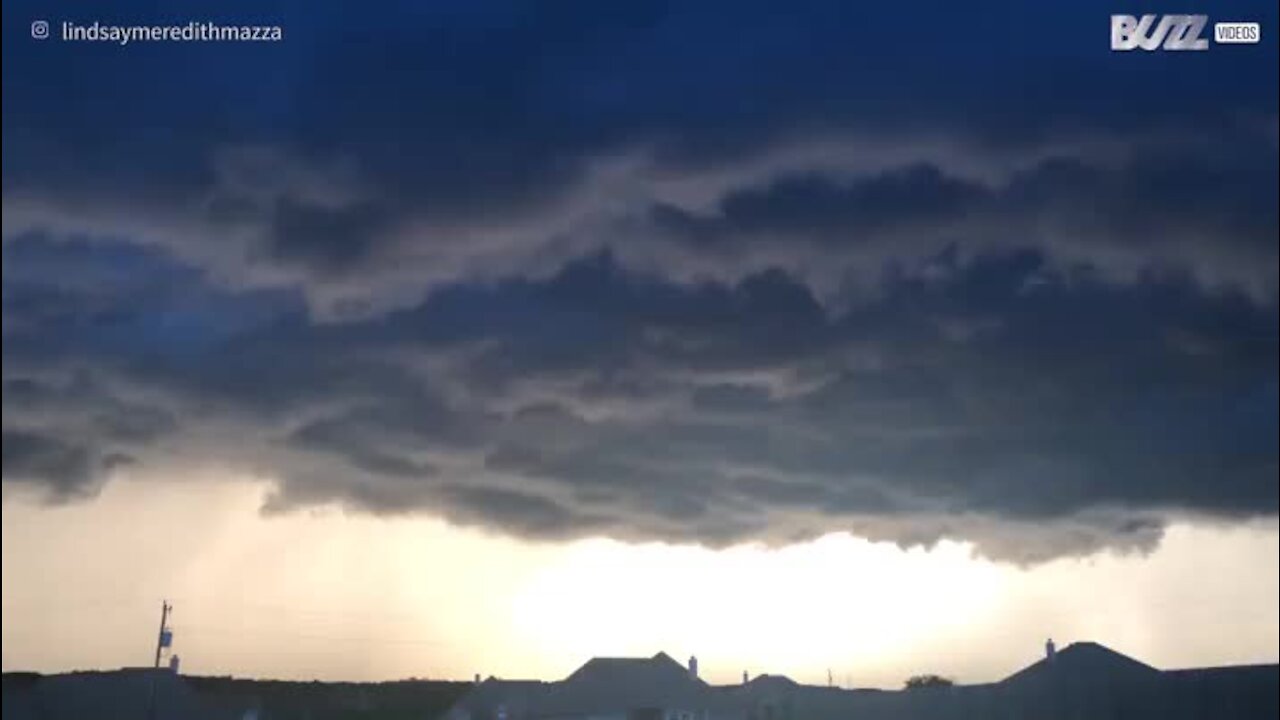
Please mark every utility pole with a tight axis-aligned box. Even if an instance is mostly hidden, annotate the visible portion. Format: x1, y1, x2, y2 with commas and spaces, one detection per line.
148, 600, 172, 720
152, 601, 172, 668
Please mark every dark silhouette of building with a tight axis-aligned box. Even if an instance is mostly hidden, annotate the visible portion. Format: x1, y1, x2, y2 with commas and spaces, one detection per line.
448, 652, 730, 720
2, 643, 1274, 719
442, 642, 1279, 720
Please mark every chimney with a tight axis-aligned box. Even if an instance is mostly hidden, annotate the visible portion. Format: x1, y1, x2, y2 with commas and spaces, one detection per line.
474, 673, 482, 684
1045, 638, 1057, 663
688, 655, 699, 679
743, 670, 749, 684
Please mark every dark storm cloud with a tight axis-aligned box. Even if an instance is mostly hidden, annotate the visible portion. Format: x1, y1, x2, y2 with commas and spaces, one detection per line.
267, 199, 393, 273
653, 137, 1278, 297
717, 165, 986, 238
1, 428, 131, 500
5, 0, 1276, 299
2, 0, 1277, 561
4, 239, 1274, 560
436, 484, 616, 541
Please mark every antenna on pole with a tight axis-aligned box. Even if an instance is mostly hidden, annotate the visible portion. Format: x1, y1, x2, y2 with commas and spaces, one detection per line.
153, 600, 173, 668
148, 600, 174, 720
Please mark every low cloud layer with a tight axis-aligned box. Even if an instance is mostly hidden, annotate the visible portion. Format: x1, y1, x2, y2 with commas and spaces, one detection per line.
3, 0, 1277, 562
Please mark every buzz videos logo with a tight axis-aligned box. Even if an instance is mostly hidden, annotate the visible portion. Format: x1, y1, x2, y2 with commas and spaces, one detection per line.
1111, 14, 1261, 51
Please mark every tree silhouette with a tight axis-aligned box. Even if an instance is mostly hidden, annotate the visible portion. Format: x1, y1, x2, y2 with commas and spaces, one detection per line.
904, 674, 955, 690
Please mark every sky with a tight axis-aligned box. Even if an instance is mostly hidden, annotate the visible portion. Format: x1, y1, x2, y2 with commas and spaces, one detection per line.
2, 0, 1278, 688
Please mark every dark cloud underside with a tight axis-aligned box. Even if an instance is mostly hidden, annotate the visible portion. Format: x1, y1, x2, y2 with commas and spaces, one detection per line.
3, 0, 1277, 561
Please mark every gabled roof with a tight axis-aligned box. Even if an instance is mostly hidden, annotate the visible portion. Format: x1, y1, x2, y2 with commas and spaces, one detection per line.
539, 651, 714, 712
746, 673, 799, 689
1001, 641, 1161, 687
726, 673, 802, 698
563, 651, 699, 686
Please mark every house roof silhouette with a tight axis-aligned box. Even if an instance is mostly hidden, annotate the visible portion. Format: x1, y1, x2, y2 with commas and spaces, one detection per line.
564, 651, 699, 686
444, 642, 1278, 720
1001, 640, 1161, 688
744, 673, 800, 689
539, 651, 713, 713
